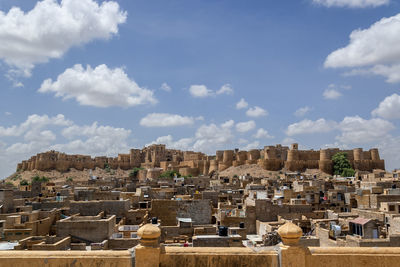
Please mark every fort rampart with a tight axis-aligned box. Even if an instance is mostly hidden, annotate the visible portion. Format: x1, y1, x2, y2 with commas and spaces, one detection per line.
16, 143, 384, 176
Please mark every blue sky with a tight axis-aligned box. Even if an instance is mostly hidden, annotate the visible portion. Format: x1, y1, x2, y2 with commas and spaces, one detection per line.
1, 0, 400, 178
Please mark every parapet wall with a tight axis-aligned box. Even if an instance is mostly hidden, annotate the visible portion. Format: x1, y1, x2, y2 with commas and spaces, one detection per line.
0, 251, 132, 267
2, 243, 400, 267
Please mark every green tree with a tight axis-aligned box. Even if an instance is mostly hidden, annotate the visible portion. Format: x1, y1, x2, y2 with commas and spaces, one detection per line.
129, 167, 144, 178
332, 152, 355, 177
104, 163, 111, 173
159, 170, 181, 179
32, 175, 49, 183
66, 177, 73, 183
341, 168, 355, 177
20, 179, 29, 186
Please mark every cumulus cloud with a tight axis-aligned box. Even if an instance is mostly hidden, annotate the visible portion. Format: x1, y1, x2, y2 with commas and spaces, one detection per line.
286, 118, 337, 136
140, 113, 195, 127
378, 136, 400, 170
38, 64, 157, 108
54, 122, 131, 156
189, 85, 213, 98
236, 98, 248, 109
189, 84, 233, 98
146, 120, 236, 154
336, 115, 394, 143
192, 120, 235, 153
0, 114, 133, 178
0, 0, 126, 76
323, 88, 342, 100
372, 93, 400, 119
325, 13, 400, 83
216, 84, 234, 95
253, 128, 274, 139
313, 0, 389, 8
160, 83, 172, 92
282, 137, 297, 146
294, 106, 312, 117
0, 114, 72, 137
246, 106, 268, 117
241, 141, 260, 151
236, 120, 256, 133
146, 135, 193, 151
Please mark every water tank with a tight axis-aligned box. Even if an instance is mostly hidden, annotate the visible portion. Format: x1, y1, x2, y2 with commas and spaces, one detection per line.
218, 226, 228, 236
151, 217, 158, 224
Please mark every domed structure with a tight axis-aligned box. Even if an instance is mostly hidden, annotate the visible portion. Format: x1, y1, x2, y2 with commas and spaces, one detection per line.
277, 221, 302, 245
137, 223, 161, 247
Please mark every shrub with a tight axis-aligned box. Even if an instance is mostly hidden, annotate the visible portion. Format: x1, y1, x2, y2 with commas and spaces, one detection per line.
129, 167, 144, 178
160, 170, 181, 179
20, 179, 29, 186
32, 175, 49, 183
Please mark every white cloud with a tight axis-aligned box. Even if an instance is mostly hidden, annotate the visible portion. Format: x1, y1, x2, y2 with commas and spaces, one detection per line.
253, 128, 274, 139
0, 114, 72, 137
313, 0, 389, 8
238, 138, 248, 144
54, 122, 132, 156
286, 118, 337, 136
189, 85, 213, 98
140, 113, 195, 127
236, 98, 248, 109
192, 121, 235, 153
369, 64, 400, 83
294, 106, 312, 117
325, 13, 400, 83
336, 115, 394, 143
4, 112, 11, 116
236, 120, 256, 133
160, 83, 171, 92
0, 0, 126, 76
189, 84, 234, 98
221, 120, 235, 128
372, 93, 400, 119
216, 84, 234, 95
378, 136, 400, 170
38, 64, 157, 108
241, 141, 260, 151
281, 137, 296, 146
0, 114, 132, 178
246, 106, 268, 117
146, 135, 193, 151
323, 88, 342, 99
145, 120, 236, 154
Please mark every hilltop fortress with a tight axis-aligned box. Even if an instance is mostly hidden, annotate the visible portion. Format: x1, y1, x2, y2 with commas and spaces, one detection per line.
16, 143, 385, 176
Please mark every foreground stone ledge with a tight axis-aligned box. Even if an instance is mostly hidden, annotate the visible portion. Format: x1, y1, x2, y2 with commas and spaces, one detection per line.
160, 247, 279, 267
164, 246, 277, 254
308, 247, 400, 255
0, 250, 132, 267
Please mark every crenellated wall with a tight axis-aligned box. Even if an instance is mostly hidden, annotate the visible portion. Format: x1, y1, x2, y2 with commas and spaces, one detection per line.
16, 143, 385, 176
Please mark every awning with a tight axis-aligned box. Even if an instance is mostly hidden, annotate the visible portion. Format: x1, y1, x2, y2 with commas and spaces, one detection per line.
349, 217, 371, 225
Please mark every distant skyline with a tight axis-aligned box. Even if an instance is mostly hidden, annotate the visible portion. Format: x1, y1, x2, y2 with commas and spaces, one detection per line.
1, 0, 400, 178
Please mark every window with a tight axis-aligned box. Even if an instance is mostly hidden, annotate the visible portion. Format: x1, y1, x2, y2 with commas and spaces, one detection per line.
389, 205, 395, 212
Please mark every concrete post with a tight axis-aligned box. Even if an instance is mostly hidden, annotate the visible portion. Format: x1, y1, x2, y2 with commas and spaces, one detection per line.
135, 223, 161, 267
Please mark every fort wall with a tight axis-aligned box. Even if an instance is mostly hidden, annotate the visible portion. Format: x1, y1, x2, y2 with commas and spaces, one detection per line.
16, 144, 385, 176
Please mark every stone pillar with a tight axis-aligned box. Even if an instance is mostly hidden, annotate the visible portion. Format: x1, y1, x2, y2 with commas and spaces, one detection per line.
135, 223, 161, 267
277, 221, 307, 267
